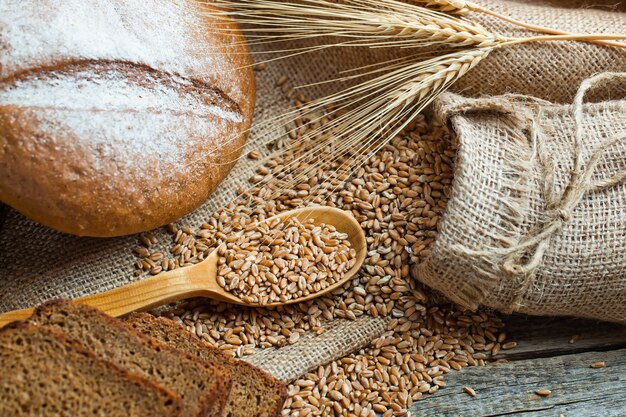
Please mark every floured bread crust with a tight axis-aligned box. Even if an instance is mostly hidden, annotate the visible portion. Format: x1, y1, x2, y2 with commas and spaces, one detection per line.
0, 0, 255, 236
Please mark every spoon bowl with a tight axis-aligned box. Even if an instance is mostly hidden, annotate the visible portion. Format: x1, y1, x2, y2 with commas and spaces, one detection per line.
0, 206, 366, 327
256, 206, 367, 307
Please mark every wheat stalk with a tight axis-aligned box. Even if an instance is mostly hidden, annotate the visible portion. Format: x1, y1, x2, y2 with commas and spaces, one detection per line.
219, 49, 491, 203
195, 0, 626, 207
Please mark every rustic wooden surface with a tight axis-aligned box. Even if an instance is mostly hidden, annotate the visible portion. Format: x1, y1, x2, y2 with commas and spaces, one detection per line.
410, 315, 626, 416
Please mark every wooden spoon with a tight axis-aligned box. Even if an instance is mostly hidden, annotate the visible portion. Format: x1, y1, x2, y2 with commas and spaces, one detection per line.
0, 206, 366, 327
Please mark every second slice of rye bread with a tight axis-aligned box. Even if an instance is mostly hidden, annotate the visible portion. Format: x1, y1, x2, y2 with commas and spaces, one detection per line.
28, 300, 232, 417
124, 312, 287, 417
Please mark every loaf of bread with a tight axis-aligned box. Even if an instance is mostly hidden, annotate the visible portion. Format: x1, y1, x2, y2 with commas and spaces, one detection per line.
125, 312, 287, 417
29, 300, 232, 417
0, 0, 255, 237
0, 321, 183, 417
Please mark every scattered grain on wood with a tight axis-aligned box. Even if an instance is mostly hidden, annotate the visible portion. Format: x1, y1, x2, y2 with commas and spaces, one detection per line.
591, 361, 605, 368
463, 386, 477, 397
502, 341, 517, 350
535, 389, 552, 397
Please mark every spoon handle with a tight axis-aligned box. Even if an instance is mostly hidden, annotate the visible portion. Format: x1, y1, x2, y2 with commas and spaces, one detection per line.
0, 268, 207, 327
76, 268, 210, 316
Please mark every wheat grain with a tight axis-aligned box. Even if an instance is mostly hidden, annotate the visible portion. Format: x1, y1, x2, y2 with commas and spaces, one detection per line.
463, 385, 477, 397
502, 341, 517, 350
535, 389, 552, 397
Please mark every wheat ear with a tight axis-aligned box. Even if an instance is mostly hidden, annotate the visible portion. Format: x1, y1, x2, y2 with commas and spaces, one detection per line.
411, 0, 626, 49
207, 0, 625, 54
206, 0, 505, 49
236, 48, 491, 199
389, 48, 488, 106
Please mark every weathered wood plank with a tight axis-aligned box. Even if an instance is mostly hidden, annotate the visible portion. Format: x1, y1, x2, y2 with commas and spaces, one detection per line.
409, 349, 626, 417
495, 315, 626, 360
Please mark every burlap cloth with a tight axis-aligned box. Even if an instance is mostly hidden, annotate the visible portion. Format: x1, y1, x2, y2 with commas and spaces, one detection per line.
0, 0, 625, 379
456, 0, 626, 102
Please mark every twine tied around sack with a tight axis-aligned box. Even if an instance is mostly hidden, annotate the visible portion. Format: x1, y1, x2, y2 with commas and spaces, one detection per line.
447, 72, 626, 311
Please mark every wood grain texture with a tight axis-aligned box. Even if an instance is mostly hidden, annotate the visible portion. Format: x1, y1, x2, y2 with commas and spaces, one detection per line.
494, 315, 626, 360
410, 348, 626, 417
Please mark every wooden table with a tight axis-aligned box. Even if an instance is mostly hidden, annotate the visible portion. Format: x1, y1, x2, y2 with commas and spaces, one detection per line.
411, 315, 626, 416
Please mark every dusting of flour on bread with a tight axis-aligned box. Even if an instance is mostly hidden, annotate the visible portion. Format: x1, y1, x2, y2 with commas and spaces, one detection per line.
0, 0, 255, 236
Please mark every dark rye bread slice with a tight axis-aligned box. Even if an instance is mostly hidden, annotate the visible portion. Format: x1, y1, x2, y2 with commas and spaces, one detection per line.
0, 321, 182, 417
28, 300, 231, 417
125, 313, 287, 417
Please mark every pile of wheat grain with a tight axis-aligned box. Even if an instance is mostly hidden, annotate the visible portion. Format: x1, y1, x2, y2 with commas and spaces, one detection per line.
132, 82, 514, 415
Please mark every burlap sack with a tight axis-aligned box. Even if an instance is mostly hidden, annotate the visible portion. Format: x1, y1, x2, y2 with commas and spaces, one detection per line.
416, 72, 626, 323
0, 0, 625, 379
